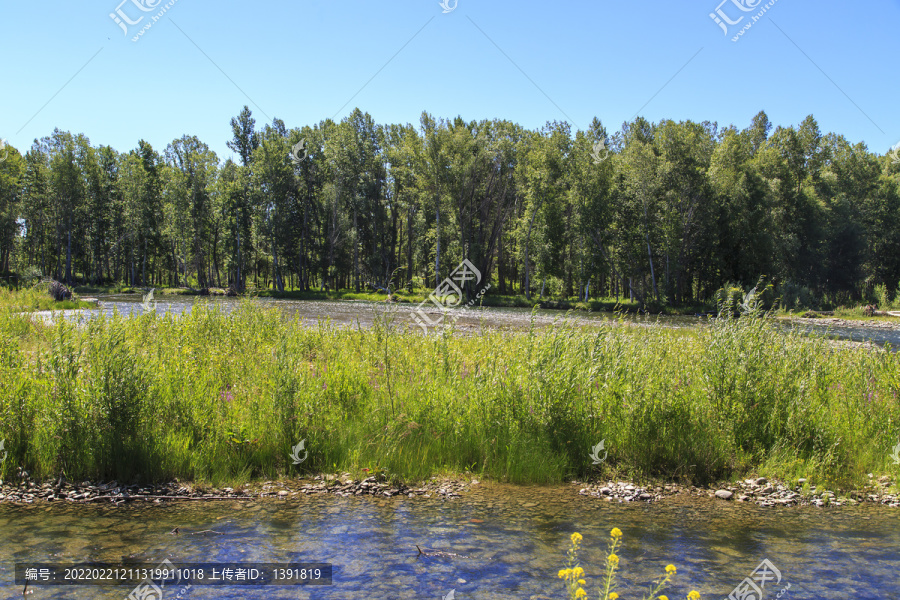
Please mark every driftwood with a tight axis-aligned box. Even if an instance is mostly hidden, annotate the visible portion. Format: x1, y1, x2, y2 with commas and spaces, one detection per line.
415, 545, 470, 559
170, 527, 225, 535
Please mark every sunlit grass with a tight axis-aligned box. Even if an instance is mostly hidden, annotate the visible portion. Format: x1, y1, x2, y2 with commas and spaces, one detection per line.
0, 287, 96, 312
0, 298, 898, 489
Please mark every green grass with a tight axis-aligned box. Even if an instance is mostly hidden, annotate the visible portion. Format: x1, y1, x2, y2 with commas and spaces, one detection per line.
0, 297, 898, 490
0, 287, 98, 312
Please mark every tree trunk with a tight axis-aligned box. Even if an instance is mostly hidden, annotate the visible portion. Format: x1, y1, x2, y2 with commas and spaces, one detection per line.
353, 208, 360, 292
524, 198, 542, 301
407, 205, 414, 289
434, 201, 440, 288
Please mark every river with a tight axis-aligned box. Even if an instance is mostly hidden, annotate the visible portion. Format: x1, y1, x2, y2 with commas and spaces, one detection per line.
29, 294, 900, 348
1, 484, 898, 599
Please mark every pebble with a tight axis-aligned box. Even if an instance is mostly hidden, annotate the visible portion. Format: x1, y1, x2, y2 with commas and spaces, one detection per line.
0, 474, 471, 505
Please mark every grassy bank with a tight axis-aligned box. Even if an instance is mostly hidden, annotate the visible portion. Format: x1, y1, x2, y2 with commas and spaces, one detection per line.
0, 287, 98, 312
0, 300, 897, 490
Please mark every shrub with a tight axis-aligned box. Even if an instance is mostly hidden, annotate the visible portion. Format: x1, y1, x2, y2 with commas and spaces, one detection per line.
874, 283, 893, 309
714, 283, 743, 316
779, 281, 817, 310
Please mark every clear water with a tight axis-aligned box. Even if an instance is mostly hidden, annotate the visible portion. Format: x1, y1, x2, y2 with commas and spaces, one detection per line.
1, 484, 897, 599
32, 295, 900, 348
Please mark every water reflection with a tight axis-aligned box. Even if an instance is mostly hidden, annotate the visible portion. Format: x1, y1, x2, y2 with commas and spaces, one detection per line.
1, 485, 898, 598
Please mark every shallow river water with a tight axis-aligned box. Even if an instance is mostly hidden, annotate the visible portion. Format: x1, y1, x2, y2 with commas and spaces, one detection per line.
2, 484, 898, 599
33, 294, 900, 348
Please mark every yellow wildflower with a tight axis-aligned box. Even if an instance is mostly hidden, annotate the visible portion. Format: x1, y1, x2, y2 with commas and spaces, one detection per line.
558, 569, 568, 579
609, 594, 619, 600
573, 567, 585, 578
575, 589, 587, 598
610, 527, 623, 539
688, 592, 701, 600
665, 564, 677, 575
571, 532, 583, 544
608, 554, 619, 567
659, 596, 669, 600
577, 579, 586, 585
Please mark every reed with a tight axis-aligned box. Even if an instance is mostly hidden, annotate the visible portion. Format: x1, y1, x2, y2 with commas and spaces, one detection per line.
0, 297, 897, 489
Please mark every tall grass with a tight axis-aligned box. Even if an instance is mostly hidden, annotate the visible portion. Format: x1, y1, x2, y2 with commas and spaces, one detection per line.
0, 299, 897, 488
0, 287, 94, 312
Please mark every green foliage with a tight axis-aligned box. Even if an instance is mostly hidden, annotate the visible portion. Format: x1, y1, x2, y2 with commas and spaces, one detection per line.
5, 110, 900, 311
714, 283, 744, 316
873, 283, 893, 309
0, 300, 898, 489
779, 281, 818, 310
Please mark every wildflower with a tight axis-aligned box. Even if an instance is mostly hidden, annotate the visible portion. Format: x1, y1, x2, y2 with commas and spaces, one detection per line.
665, 564, 676, 575
609, 594, 619, 600
610, 527, 623, 539
558, 569, 569, 579
659, 596, 669, 600
571, 532, 583, 544
688, 592, 701, 600
577, 579, 586, 585
575, 589, 586, 598
608, 554, 619, 567
572, 567, 584, 578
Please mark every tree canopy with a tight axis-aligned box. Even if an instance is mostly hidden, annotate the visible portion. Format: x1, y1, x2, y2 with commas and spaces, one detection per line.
2, 107, 898, 307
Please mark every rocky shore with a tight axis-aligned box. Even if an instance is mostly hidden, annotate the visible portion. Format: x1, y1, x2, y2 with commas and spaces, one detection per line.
704, 475, 899, 508
0, 474, 472, 505
2, 472, 897, 508
789, 316, 900, 331
577, 475, 899, 508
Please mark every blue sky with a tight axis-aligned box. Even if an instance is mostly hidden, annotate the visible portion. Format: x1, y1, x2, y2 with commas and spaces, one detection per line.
2, 0, 898, 162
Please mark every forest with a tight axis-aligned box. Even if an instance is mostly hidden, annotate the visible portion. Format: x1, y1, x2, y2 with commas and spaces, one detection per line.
0, 107, 898, 308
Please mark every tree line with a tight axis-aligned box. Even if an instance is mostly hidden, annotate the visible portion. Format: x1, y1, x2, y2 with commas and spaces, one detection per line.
0, 107, 898, 307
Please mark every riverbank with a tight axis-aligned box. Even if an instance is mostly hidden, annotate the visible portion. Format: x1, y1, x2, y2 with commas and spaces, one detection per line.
2, 472, 897, 509
0, 287, 99, 312
784, 315, 900, 331
1, 300, 899, 492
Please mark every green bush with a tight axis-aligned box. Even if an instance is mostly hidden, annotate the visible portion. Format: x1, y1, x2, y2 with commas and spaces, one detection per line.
779, 281, 818, 310
714, 283, 744, 316
874, 283, 892, 309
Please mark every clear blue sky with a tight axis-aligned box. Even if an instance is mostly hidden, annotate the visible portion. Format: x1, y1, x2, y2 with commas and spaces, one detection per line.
2, 0, 898, 162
